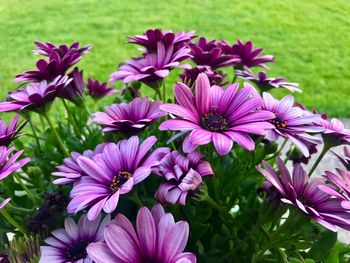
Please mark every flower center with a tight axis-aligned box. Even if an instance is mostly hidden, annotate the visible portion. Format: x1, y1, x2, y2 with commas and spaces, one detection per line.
110, 171, 132, 193
270, 115, 287, 128
200, 113, 228, 132
66, 240, 89, 261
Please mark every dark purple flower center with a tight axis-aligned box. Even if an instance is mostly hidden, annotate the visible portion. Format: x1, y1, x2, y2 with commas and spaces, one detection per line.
270, 115, 287, 129
200, 113, 228, 132
66, 240, 89, 261
110, 171, 132, 193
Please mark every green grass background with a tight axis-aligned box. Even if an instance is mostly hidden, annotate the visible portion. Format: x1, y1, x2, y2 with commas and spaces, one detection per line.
0, 0, 349, 116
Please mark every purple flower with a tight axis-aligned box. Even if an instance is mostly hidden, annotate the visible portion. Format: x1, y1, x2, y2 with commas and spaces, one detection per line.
236, 67, 300, 93
109, 42, 192, 89
154, 151, 213, 205
319, 169, 350, 209
58, 68, 85, 105
315, 118, 350, 147
52, 143, 108, 185
257, 158, 350, 231
17, 42, 91, 82
159, 73, 275, 156
188, 37, 240, 69
67, 136, 170, 220
128, 28, 196, 52
0, 146, 30, 181
180, 65, 226, 88
333, 147, 350, 170
0, 76, 70, 114
87, 78, 116, 100
33, 41, 91, 57
0, 198, 11, 210
87, 204, 196, 263
221, 39, 275, 69
262, 92, 323, 157
92, 97, 166, 134
0, 114, 26, 146
39, 214, 110, 263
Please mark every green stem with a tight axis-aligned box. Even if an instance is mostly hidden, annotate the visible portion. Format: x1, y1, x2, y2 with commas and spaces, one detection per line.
128, 190, 143, 207
62, 99, 81, 135
162, 81, 166, 102
0, 209, 26, 234
309, 144, 330, 177
267, 139, 287, 160
13, 173, 38, 206
155, 88, 162, 101
42, 112, 70, 157
205, 194, 230, 221
28, 117, 42, 153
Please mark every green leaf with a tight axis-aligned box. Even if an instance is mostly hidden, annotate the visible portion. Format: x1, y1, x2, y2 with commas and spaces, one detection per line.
308, 230, 337, 261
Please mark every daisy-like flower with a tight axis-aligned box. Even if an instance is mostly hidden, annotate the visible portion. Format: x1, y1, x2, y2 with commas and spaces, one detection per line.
67, 136, 170, 220
109, 42, 192, 89
87, 78, 116, 100
58, 67, 85, 105
262, 92, 323, 157
315, 118, 350, 147
236, 67, 300, 93
257, 158, 350, 231
0, 146, 30, 181
159, 73, 275, 156
92, 97, 166, 134
33, 41, 91, 57
220, 39, 275, 69
16, 42, 90, 82
0, 76, 70, 114
52, 143, 108, 185
319, 169, 350, 209
0, 114, 26, 146
128, 28, 196, 52
188, 37, 240, 69
333, 147, 350, 170
87, 204, 196, 263
180, 65, 226, 88
154, 151, 213, 205
39, 214, 110, 263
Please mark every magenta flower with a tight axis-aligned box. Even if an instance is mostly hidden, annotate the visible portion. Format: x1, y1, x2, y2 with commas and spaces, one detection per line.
154, 151, 213, 205
236, 67, 300, 93
87, 78, 116, 100
319, 169, 350, 209
52, 143, 108, 185
0, 198, 11, 210
0, 76, 70, 114
87, 204, 196, 263
0, 146, 30, 181
159, 73, 275, 156
188, 37, 240, 69
180, 65, 226, 88
257, 158, 350, 231
128, 28, 196, 52
315, 118, 350, 146
67, 136, 170, 220
39, 214, 110, 263
333, 147, 350, 170
16, 42, 90, 82
221, 39, 275, 69
0, 114, 26, 146
92, 97, 166, 134
33, 41, 91, 57
58, 67, 85, 105
262, 92, 323, 157
109, 42, 191, 89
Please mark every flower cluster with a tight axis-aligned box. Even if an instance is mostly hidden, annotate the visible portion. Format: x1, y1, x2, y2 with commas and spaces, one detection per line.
0, 29, 349, 263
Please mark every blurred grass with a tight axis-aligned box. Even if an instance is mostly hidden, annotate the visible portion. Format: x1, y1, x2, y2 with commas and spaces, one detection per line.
0, 0, 349, 116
